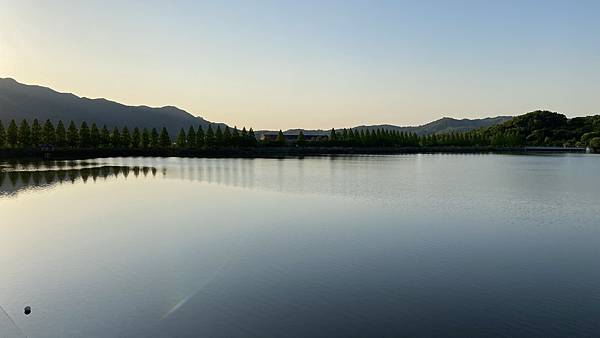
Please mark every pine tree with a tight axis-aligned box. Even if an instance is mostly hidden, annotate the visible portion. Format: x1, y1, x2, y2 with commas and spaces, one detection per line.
90, 123, 100, 147
186, 126, 196, 148
231, 126, 240, 146
66, 121, 79, 147
196, 126, 205, 148
141, 128, 150, 148
159, 127, 171, 147
275, 130, 286, 146
18, 119, 32, 147
297, 131, 306, 146
215, 126, 224, 145
205, 125, 215, 146
7, 120, 18, 147
42, 119, 56, 145
329, 128, 337, 143
31, 119, 41, 146
100, 125, 110, 147
0, 121, 5, 148
55, 121, 67, 147
248, 128, 257, 146
131, 127, 141, 148
110, 126, 121, 148
121, 126, 131, 148
150, 128, 159, 148
223, 126, 231, 146
240, 127, 248, 146
176, 128, 187, 148
79, 122, 91, 147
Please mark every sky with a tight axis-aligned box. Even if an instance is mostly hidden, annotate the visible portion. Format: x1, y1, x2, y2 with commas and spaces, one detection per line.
0, 0, 599, 130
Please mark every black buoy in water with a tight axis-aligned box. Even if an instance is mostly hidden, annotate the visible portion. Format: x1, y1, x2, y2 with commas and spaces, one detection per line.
24, 306, 31, 315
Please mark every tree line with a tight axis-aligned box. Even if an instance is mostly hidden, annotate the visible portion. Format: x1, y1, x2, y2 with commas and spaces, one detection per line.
0, 119, 257, 149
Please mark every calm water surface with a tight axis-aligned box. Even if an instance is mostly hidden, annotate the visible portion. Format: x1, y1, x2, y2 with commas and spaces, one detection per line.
1, 154, 599, 337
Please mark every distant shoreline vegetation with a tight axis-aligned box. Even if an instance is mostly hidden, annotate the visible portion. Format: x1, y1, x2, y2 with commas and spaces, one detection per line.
0, 111, 598, 158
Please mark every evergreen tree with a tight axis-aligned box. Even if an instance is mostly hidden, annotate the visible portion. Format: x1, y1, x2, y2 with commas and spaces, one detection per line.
7, 120, 18, 147
121, 126, 131, 148
31, 119, 41, 146
297, 131, 306, 146
187, 126, 196, 148
223, 126, 231, 146
66, 121, 79, 147
240, 127, 248, 146
0, 121, 5, 148
18, 119, 32, 147
196, 126, 205, 148
248, 128, 257, 146
55, 121, 67, 147
110, 126, 121, 148
176, 128, 187, 148
329, 128, 338, 143
231, 127, 240, 146
42, 119, 56, 145
205, 125, 215, 146
141, 128, 150, 148
159, 127, 171, 147
90, 123, 100, 147
275, 130, 286, 146
215, 126, 224, 145
79, 121, 91, 147
150, 128, 159, 148
100, 125, 110, 147
131, 127, 141, 148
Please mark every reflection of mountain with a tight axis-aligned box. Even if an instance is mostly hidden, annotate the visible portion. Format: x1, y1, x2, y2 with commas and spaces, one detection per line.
0, 165, 158, 197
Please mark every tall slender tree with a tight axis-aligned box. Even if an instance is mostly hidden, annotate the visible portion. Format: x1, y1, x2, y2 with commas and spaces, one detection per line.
110, 127, 121, 148
66, 121, 79, 147
55, 121, 66, 147
159, 127, 171, 147
275, 130, 286, 146
121, 126, 131, 148
90, 123, 100, 147
214, 126, 224, 145
186, 126, 196, 148
7, 120, 18, 148
79, 121, 91, 147
31, 119, 42, 146
18, 119, 32, 147
131, 127, 141, 148
141, 128, 150, 148
196, 126, 205, 148
0, 121, 5, 148
42, 119, 56, 145
176, 128, 187, 148
100, 125, 110, 147
205, 125, 215, 146
150, 128, 159, 148
248, 128, 257, 146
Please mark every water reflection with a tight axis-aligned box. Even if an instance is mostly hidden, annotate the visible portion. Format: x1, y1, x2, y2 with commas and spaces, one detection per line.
0, 162, 158, 197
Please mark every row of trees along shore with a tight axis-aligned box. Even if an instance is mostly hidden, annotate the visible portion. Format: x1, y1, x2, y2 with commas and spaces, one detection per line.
0, 119, 257, 149
0, 111, 598, 150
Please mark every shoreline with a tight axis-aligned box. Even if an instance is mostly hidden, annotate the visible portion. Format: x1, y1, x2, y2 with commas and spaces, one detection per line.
0, 146, 591, 161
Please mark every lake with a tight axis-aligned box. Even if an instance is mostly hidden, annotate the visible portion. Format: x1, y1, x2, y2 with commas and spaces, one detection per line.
1, 154, 599, 337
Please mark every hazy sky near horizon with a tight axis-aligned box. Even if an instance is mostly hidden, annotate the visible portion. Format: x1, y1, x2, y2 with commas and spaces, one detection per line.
1, 0, 599, 129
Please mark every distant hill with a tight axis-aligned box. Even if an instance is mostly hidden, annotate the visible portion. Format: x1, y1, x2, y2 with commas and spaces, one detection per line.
0, 78, 226, 134
481, 110, 600, 147
256, 116, 512, 138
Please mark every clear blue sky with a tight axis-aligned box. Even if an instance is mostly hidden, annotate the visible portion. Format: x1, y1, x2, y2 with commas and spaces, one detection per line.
1, 0, 598, 129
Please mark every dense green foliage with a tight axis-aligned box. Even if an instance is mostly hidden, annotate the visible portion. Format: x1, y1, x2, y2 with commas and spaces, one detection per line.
481, 110, 600, 147
0, 111, 597, 153
0, 119, 257, 150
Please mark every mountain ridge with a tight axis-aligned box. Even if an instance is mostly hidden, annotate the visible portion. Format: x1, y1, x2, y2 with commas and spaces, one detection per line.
0, 77, 226, 134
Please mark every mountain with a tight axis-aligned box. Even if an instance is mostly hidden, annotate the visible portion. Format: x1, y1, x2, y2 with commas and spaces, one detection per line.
0, 78, 225, 134
256, 116, 512, 138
